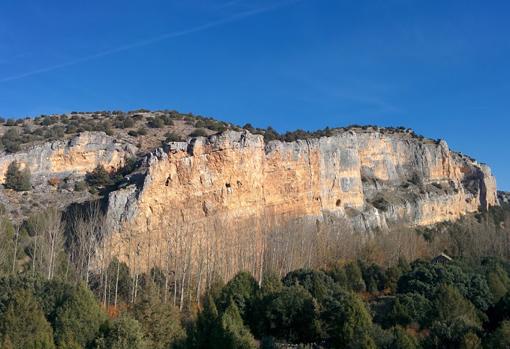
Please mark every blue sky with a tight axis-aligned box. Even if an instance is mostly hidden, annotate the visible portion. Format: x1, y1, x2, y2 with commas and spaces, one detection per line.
1, 0, 509, 189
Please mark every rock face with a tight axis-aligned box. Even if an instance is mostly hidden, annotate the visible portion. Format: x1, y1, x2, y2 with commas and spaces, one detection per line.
0, 132, 137, 185
104, 129, 498, 272
499, 191, 510, 204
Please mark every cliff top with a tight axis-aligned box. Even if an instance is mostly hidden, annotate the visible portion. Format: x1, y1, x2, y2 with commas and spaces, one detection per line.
0, 109, 442, 157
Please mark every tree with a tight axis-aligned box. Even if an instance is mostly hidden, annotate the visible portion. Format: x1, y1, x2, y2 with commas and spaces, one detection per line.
94, 315, 147, 349
262, 285, 321, 343
433, 284, 481, 328
216, 300, 257, 349
345, 262, 366, 292
0, 290, 55, 349
216, 272, 259, 319
384, 292, 432, 328
425, 320, 478, 349
282, 268, 337, 302
321, 290, 375, 348
486, 265, 510, 303
361, 263, 387, 293
85, 165, 113, 188
130, 283, 184, 349
52, 283, 106, 348
486, 292, 510, 331
40, 209, 65, 280
187, 294, 221, 349
386, 327, 418, 349
485, 321, 510, 349
4, 161, 31, 191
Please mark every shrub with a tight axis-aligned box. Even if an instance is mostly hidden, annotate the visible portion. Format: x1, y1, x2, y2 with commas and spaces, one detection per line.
85, 165, 113, 188
147, 117, 164, 129
136, 127, 148, 136
163, 132, 183, 143
4, 161, 31, 191
189, 128, 208, 137
1, 129, 22, 153
47, 177, 61, 187
122, 117, 135, 129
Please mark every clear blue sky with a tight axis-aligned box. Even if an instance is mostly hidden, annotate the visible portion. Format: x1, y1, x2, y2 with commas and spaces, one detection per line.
1, 0, 509, 189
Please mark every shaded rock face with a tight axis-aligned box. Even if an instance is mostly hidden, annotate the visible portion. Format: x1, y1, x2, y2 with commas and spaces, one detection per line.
104, 130, 498, 270
0, 132, 137, 186
499, 191, 510, 204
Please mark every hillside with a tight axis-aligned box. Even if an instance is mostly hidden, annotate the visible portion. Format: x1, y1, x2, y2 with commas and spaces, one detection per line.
0, 111, 500, 279
0, 110, 509, 348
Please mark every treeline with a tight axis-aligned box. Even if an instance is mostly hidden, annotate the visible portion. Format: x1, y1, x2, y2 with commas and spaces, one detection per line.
0, 202, 509, 347
0, 257, 510, 348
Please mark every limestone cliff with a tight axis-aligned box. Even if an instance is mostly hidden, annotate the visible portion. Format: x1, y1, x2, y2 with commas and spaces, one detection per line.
0, 132, 138, 219
0, 132, 137, 186
103, 129, 498, 272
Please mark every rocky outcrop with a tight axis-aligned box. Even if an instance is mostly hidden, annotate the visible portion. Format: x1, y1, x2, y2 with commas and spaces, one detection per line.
499, 191, 510, 204
0, 132, 138, 186
103, 129, 498, 271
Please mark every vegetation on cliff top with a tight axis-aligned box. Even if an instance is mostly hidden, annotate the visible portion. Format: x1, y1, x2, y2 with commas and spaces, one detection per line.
0, 109, 432, 155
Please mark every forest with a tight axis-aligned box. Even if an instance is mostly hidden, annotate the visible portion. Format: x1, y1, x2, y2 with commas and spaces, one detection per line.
0, 201, 509, 348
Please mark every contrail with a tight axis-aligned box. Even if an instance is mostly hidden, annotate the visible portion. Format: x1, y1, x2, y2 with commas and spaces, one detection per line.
0, 0, 300, 83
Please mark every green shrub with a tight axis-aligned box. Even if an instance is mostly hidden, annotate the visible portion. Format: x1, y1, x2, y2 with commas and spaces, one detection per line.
163, 132, 182, 142
85, 165, 113, 188
74, 181, 88, 192
190, 128, 208, 137
4, 161, 31, 191
147, 117, 164, 129
1, 129, 22, 153
136, 127, 148, 136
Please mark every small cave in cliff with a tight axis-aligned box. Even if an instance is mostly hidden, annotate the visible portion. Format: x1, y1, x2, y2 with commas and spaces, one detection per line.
165, 176, 171, 186
336, 199, 342, 207
225, 183, 231, 188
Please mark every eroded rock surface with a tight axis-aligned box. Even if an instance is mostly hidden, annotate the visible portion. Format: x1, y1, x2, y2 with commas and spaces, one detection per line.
0, 132, 137, 185
0, 132, 137, 219
104, 129, 498, 271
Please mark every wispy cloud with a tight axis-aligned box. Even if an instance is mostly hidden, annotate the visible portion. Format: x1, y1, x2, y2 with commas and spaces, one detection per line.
0, 0, 300, 83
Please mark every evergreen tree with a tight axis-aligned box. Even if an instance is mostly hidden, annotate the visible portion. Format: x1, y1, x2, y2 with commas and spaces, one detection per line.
390, 327, 418, 349
216, 272, 259, 319
4, 161, 31, 191
85, 165, 113, 188
217, 300, 256, 349
486, 266, 510, 303
94, 315, 147, 349
345, 262, 366, 292
263, 285, 321, 343
322, 290, 374, 348
282, 268, 337, 302
0, 290, 55, 349
485, 321, 510, 349
433, 284, 481, 328
131, 282, 184, 349
187, 294, 221, 349
52, 283, 106, 348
